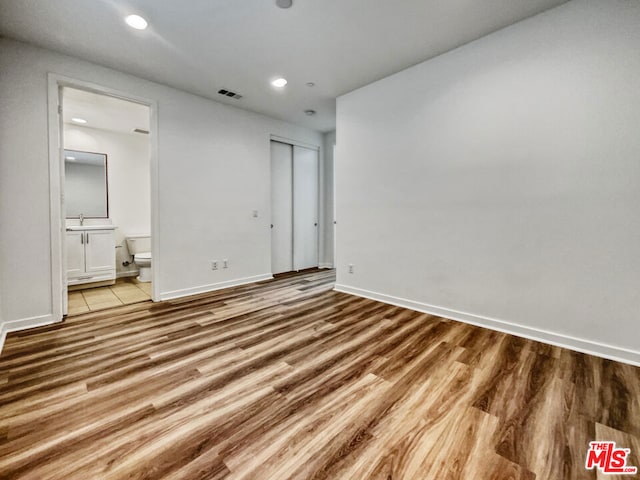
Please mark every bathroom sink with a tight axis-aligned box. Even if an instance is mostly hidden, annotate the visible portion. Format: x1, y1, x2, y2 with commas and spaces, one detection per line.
66, 225, 116, 231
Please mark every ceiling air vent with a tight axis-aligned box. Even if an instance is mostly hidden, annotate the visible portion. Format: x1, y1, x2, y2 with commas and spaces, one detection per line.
218, 89, 243, 100
133, 128, 149, 135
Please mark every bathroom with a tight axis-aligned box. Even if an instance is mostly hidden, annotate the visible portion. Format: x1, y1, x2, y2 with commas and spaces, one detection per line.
63, 87, 152, 314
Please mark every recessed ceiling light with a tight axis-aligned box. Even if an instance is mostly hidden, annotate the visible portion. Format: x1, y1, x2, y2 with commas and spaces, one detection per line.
125, 14, 148, 30
276, 0, 293, 8
271, 78, 288, 88
304, 110, 316, 116
71, 117, 87, 124
65, 156, 76, 161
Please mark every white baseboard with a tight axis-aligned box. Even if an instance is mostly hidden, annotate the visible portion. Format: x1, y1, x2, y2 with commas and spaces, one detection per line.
159, 273, 274, 301
334, 284, 640, 367
0, 314, 59, 354
318, 263, 334, 269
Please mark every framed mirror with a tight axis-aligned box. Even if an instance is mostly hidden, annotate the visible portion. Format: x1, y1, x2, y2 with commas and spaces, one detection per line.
64, 149, 109, 218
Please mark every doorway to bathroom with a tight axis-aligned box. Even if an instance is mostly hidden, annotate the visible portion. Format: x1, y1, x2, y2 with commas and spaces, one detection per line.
57, 85, 155, 316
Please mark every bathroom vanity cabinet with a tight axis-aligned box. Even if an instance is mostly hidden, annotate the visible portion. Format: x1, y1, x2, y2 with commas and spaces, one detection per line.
66, 227, 116, 286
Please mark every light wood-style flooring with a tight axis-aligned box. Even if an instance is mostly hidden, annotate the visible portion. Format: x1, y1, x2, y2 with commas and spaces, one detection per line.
1, 269, 639, 479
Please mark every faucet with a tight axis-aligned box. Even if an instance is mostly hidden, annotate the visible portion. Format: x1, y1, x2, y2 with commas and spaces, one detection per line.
79, 213, 84, 226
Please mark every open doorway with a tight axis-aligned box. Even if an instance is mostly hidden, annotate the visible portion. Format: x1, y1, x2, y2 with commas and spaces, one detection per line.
59, 86, 153, 315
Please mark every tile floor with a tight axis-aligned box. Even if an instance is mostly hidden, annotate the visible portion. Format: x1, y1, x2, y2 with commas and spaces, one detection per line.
68, 277, 152, 315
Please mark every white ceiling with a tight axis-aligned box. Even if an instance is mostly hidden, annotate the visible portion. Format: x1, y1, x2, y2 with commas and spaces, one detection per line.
0, 0, 567, 132
63, 87, 150, 135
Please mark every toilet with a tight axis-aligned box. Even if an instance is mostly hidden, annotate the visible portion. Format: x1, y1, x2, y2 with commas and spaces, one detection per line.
126, 235, 152, 283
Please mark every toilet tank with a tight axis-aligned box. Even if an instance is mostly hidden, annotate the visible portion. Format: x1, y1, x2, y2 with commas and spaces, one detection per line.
126, 235, 151, 254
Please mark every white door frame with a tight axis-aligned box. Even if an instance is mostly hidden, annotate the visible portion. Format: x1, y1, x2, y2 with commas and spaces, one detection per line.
47, 73, 160, 320
270, 134, 320, 152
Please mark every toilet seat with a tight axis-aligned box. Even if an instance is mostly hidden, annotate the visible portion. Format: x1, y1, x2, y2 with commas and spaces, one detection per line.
126, 236, 153, 283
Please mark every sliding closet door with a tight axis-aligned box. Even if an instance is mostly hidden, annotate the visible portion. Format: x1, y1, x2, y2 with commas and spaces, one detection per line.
293, 146, 319, 270
270, 141, 293, 274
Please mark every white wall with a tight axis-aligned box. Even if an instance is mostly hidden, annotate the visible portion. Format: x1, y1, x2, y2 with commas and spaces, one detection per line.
0, 38, 323, 335
336, 0, 640, 365
65, 126, 151, 277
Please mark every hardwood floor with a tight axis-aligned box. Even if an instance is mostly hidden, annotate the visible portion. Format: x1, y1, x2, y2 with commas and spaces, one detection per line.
1, 269, 638, 479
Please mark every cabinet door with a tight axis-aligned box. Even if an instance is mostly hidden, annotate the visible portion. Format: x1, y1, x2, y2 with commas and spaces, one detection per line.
66, 231, 86, 277
85, 230, 115, 274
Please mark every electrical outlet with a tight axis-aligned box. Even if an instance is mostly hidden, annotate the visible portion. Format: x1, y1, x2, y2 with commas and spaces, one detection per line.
348, 264, 354, 274
211, 261, 219, 270
252, 210, 259, 218
223, 259, 229, 269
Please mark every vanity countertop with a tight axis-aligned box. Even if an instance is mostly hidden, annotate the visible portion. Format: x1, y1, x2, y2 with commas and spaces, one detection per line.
66, 225, 116, 231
